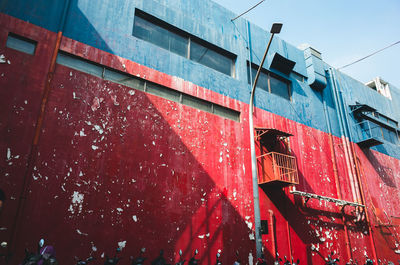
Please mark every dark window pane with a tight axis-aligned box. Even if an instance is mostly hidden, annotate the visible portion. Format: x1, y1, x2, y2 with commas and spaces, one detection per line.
146, 82, 180, 102
190, 40, 232, 76
382, 127, 398, 144
270, 74, 290, 100
133, 16, 187, 57
370, 123, 382, 139
248, 65, 268, 91
104, 69, 145, 91
56, 52, 103, 77
182, 94, 212, 112
6, 33, 37, 55
213, 104, 240, 122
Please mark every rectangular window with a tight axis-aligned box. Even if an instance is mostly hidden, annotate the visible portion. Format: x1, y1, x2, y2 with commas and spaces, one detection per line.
132, 10, 236, 76
133, 15, 188, 58
56, 51, 240, 122
6, 32, 37, 55
247, 62, 291, 101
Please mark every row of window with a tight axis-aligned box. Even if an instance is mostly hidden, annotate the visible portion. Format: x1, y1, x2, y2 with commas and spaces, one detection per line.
56, 51, 241, 122
361, 120, 399, 145
132, 10, 293, 102
133, 10, 235, 77
371, 111, 398, 128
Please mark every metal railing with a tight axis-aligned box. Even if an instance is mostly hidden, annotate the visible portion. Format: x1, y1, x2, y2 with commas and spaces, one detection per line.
353, 120, 383, 142
257, 151, 299, 185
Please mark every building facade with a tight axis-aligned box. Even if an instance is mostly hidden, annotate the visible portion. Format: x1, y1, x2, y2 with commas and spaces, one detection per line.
1, 0, 400, 264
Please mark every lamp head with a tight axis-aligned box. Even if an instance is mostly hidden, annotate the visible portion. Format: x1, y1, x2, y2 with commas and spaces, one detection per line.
270, 23, 282, 34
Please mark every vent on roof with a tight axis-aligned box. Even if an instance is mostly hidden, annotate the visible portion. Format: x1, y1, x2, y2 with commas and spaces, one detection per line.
365, 77, 392, 100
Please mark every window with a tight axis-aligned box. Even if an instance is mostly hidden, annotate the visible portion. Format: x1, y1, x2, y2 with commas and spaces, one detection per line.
56, 51, 240, 122
247, 62, 291, 101
6, 32, 37, 55
132, 10, 236, 76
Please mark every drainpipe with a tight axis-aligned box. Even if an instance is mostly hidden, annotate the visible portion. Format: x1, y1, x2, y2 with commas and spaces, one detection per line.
333, 74, 379, 261
328, 69, 378, 262
327, 68, 358, 203
330, 71, 362, 205
8, 0, 72, 258
321, 91, 352, 261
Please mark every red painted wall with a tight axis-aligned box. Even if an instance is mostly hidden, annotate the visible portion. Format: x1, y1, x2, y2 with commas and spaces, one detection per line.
1, 14, 400, 264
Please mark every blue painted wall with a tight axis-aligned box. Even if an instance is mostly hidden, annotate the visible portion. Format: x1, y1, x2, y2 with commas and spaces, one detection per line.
1, 0, 400, 159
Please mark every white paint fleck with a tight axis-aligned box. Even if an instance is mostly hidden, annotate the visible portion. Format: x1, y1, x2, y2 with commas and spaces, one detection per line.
94, 125, 104, 134
69, 191, 84, 214
249, 233, 255, 240
91, 145, 99, 150
7, 60, 10, 64
91, 245, 97, 252
76, 229, 88, 236
79, 171, 83, 177
118, 241, 127, 250
248, 252, 254, 265
246, 221, 253, 230
0, 54, 6, 63
198, 235, 205, 239
116, 208, 123, 212
132, 215, 138, 222
219, 157, 223, 163
7, 148, 11, 160
128, 90, 135, 96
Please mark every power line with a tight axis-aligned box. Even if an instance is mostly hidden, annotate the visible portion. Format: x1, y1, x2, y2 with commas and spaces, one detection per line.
231, 0, 266, 21
338, 40, 400, 70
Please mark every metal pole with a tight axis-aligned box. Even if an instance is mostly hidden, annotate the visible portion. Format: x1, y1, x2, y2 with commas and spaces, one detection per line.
249, 32, 275, 258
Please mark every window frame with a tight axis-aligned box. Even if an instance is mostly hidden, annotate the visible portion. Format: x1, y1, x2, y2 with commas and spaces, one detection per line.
247, 61, 292, 101
132, 9, 236, 77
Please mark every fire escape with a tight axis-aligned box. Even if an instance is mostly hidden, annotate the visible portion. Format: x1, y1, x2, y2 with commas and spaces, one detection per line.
255, 128, 299, 187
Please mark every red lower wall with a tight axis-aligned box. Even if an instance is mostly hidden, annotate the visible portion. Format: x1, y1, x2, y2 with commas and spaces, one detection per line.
1, 13, 400, 264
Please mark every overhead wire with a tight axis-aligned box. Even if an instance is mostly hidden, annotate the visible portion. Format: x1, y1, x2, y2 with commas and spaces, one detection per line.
338, 40, 400, 70
231, 0, 266, 21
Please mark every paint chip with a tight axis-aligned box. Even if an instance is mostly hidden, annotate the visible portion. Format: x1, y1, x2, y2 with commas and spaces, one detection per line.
132, 215, 138, 222
76, 229, 88, 236
0, 54, 6, 63
118, 241, 126, 250
7, 148, 11, 160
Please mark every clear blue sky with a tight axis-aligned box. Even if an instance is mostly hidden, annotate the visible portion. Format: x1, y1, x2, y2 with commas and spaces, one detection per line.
212, 0, 400, 88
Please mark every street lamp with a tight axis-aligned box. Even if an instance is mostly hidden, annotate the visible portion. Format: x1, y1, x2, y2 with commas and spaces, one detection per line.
249, 23, 282, 259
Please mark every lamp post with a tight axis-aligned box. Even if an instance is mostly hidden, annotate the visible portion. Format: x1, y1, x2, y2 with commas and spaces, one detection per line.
249, 23, 282, 258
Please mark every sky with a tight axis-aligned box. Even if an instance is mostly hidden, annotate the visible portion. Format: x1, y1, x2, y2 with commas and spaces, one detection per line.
212, 0, 400, 88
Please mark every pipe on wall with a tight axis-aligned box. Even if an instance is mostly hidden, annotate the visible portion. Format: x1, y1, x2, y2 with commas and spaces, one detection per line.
327, 68, 378, 262
327, 68, 358, 203
8, 0, 72, 259
321, 91, 352, 261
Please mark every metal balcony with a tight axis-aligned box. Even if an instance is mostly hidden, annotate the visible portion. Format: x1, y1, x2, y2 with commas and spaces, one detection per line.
354, 120, 383, 148
257, 151, 299, 186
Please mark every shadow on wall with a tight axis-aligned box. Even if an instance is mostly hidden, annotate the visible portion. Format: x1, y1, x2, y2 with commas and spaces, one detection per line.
362, 148, 397, 188
0, 3, 257, 264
